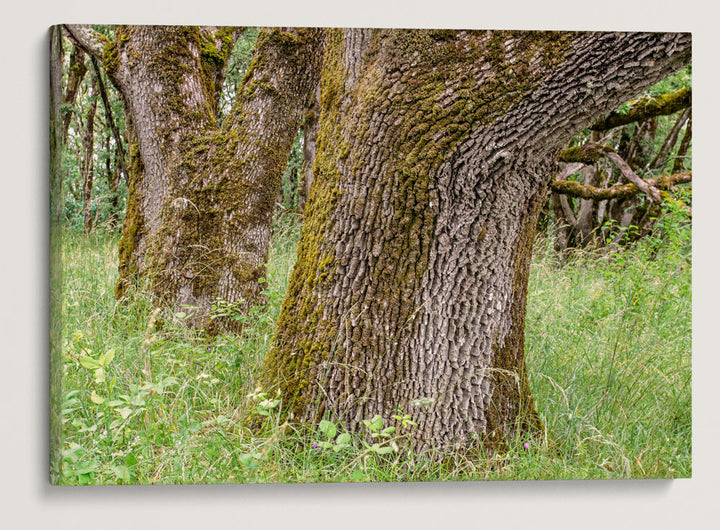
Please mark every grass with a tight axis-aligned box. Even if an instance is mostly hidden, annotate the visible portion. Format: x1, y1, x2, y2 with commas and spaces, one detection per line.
56, 209, 691, 485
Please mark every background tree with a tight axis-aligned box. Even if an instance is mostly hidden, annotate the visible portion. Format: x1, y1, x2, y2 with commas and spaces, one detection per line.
548, 69, 691, 251
66, 25, 326, 331
260, 29, 691, 453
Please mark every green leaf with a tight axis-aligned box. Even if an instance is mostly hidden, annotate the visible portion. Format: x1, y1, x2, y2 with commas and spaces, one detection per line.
94, 367, 105, 384
317, 441, 334, 449
117, 407, 133, 419
79, 356, 101, 370
335, 432, 351, 445
318, 419, 337, 439
90, 391, 104, 404
112, 465, 131, 482
367, 415, 383, 431
100, 349, 115, 366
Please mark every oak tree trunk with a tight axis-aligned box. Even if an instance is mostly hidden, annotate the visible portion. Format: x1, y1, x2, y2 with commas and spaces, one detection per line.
261, 29, 690, 453
68, 25, 325, 330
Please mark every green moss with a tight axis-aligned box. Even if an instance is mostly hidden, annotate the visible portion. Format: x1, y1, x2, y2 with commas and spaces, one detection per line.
262, 29, 579, 427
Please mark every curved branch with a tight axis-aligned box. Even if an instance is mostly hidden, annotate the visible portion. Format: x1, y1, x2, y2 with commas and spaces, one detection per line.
591, 86, 691, 131
63, 24, 107, 60
550, 172, 691, 200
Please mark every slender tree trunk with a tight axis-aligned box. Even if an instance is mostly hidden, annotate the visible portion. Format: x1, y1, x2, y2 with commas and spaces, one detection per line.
649, 107, 691, 170
107, 143, 122, 230
81, 75, 98, 234
673, 116, 692, 173
62, 42, 88, 143
298, 85, 320, 211
261, 29, 691, 453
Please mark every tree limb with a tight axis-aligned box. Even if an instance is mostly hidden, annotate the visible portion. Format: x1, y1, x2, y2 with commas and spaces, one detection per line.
550, 172, 691, 200
557, 143, 613, 164
63, 24, 107, 60
606, 151, 662, 202
591, 86, 691, 131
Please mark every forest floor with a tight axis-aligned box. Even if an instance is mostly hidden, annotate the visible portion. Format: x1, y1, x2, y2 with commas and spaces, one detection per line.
57, 211, 691, 484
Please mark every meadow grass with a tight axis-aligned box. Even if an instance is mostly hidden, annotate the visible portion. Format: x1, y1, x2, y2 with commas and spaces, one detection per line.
56, 210, 691, 484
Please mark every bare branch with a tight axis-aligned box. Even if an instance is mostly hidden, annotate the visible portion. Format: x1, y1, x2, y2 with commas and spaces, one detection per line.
606, 151, 662, 202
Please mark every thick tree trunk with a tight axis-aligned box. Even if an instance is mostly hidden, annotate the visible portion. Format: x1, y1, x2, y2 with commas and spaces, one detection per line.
261, 29, 690, 453
68, 25, 326, 329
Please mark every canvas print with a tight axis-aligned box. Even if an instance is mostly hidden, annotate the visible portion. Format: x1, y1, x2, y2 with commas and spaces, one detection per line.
49, 25, 692, 485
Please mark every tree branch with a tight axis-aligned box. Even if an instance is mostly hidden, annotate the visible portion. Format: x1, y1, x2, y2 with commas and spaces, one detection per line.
63, 24, 107, 61
591, 86, 691, 131
550, 172, 691, 200
90, 56, 128, 183
557, 143, 613, 164
606, 151, 662, 202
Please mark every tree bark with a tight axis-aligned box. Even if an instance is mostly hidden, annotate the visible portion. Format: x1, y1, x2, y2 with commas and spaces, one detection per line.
49, 25, 64, 484
260, 29, 691, 453
68, 25, 326, 329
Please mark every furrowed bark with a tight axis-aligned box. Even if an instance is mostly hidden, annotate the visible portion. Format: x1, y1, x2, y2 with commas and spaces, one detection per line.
105, 26, 326, 331
261, 29, 691, 453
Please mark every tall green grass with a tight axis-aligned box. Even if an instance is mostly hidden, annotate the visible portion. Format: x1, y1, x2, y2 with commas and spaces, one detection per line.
56, 208, 691, 484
